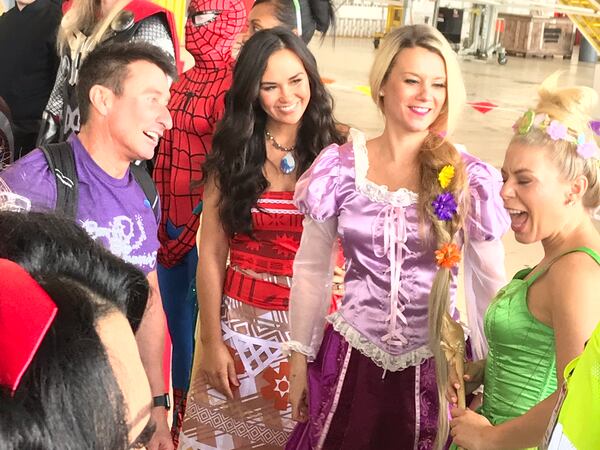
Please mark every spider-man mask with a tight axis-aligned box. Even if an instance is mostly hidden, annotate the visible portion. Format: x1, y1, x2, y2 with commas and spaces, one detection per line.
186, 0, 246, 65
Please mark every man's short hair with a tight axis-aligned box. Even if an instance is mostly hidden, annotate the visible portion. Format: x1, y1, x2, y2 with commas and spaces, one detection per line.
76, 42, 178, 125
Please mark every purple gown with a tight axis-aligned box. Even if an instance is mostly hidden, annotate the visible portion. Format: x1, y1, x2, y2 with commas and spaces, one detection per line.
285, 130, 510, 450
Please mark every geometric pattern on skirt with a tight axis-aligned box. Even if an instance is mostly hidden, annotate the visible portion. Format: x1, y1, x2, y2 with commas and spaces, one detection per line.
179, 296, 294, 449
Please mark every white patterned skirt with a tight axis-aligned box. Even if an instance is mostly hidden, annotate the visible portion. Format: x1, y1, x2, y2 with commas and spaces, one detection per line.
179, 296, 294, 449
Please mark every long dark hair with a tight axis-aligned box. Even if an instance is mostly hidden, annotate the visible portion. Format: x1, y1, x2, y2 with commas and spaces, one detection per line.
203, 27, 344, 236
0, 211, 150, 450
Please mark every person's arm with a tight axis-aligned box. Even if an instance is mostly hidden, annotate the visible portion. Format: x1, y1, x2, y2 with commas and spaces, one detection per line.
463, 239, 506, 360
451, 253, 600, 450
195, 176, 238, 398
37, 59, 65, 146
286, 216, 338, 422
462, 152, 510, 360
138, 270, 172, 450
285, 217, 338, 359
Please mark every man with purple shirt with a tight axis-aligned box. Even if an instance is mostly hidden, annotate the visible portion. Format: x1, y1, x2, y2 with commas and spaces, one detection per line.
0, 42, 177, 450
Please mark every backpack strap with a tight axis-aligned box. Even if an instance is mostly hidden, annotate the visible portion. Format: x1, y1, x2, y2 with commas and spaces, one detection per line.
40, 142, 158, 221
39, 142, 78, 219
130, 162, 160, 222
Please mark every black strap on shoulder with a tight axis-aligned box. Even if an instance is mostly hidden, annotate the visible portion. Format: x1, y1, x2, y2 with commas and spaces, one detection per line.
40, 142, 158, 221
40, 142, 78, 219
130, 162, 160, 221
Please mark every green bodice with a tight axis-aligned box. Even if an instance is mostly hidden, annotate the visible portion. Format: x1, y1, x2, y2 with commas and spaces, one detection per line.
481, 247, 600, 427
481, 266, 557, 425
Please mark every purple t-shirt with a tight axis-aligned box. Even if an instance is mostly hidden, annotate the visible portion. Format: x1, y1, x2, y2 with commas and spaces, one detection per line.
0, 134, 159, 274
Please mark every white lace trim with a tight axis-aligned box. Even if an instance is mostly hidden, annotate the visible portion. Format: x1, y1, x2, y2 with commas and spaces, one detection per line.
327, 311, 433, 372
281, 340, 316, 359
257, 198, 295, 205
350, 128, 419, 207
251, 207, 303, 215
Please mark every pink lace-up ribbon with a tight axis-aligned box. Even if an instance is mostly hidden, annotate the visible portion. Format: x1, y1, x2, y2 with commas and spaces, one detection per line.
373, 205, 411, 349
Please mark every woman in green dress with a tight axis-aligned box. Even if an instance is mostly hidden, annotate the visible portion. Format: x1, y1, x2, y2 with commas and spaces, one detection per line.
448, 74, 600, 450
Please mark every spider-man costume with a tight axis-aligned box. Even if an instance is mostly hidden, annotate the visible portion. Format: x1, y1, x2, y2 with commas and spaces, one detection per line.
152, 0, 245, 442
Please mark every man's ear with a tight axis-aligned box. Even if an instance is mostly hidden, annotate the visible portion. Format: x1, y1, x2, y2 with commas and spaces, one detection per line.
88, 85, 114, 117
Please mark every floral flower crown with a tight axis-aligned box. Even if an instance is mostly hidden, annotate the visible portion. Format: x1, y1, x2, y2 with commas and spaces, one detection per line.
432, 165, 461, 269
513, 110, 600, 159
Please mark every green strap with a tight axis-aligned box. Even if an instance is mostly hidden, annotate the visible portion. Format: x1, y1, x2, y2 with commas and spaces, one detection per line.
526, 246, 600, 286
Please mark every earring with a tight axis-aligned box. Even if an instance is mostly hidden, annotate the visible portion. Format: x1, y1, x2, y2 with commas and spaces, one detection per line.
567, 196, 576, 206
379, 90, 384, 97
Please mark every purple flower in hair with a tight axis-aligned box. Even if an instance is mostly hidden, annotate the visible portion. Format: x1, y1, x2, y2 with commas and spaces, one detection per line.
577, 140, 599, 159
546, 120, 568, 141
432, 192, 458, 221
590, 120, 600, 137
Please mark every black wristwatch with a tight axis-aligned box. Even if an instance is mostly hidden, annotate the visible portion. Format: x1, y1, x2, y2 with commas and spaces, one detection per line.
152, 393, 171, 410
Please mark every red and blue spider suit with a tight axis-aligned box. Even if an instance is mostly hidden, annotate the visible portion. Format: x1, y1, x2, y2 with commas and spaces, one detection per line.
152, 0, 245, 441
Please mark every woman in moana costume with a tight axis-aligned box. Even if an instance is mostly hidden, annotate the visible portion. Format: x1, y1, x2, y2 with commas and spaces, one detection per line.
177, 28, 344, 449
153, 0, 337, 442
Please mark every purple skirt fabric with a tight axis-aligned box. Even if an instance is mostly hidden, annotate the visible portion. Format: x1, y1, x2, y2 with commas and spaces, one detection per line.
286, 327, 440, 450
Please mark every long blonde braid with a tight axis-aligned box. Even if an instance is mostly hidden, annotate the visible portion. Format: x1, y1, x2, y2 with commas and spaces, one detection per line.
420, 135, 468, 449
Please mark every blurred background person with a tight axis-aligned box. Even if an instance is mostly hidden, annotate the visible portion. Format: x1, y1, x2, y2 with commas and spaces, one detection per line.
0, 0, 61, 157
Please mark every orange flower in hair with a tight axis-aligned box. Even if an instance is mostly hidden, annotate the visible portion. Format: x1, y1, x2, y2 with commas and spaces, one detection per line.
435, 242, 461, 269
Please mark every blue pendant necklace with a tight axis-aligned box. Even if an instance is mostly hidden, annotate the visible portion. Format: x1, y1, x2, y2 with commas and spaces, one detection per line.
265, 130, 296, 174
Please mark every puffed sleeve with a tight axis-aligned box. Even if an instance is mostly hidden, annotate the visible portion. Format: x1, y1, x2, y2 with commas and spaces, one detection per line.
463, 150, 510, 242
461, 149, 510, 359
294, 143, 342, 222
283, 217, 338, 360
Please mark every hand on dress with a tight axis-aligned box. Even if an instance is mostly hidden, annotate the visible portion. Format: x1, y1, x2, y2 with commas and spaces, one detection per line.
199, 340, 239, 399
450, 407, 494, 450
332, 266, 345, 297
147, 409, 174, 450
446, 359, 486, 406
289, 352, 309, 422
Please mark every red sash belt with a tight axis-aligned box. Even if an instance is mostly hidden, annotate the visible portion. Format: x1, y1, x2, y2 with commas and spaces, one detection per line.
223, 267, 290, 311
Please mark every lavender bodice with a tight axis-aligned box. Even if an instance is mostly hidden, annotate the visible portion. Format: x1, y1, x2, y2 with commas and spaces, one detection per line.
293, 131, 509, 370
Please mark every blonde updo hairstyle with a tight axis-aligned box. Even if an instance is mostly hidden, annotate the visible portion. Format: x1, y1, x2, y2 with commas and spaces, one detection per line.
511, 72, 600, 209
369, 24, 468, 450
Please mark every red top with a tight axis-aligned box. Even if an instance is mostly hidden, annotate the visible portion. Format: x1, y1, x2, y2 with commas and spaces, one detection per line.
230, 191, 303, 277
223, 191, 343, 311
224, 191, 303, 310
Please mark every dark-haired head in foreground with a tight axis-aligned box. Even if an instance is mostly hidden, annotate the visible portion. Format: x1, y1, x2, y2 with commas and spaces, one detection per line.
0, 211, 154, 450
